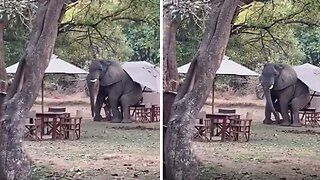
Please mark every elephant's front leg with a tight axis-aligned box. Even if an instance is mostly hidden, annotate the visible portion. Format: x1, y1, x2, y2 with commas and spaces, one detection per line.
103, 98, 112, 121
108, 87, 122, 123
278, 88, 293, 126
263, 104, 273, 124
94, 87, 107, 121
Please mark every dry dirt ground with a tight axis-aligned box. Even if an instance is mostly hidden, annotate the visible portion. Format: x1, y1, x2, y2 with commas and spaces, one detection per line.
197, 95, 320, 180
26, 93, 160, 180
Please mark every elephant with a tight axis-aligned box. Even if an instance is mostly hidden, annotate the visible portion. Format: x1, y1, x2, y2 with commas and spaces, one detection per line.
87, 60, 143, 123
260, 63, 310, 127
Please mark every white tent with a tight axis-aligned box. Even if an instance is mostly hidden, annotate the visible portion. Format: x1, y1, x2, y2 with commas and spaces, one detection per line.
293, 63, 320, 92
178, 56, 259, 76
6, 54, 88, 74
6, 54, 88, 112
121, 61, 160, 92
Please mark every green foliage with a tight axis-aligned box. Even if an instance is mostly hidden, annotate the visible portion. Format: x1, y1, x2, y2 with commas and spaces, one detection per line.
1, 0, 37, 66
4, 0, 160, 68
176, 18, 203, 66
54, 0, 159, 67
176, 0, 320, 71
122, 22, 160, 64
295, 26, 320, 66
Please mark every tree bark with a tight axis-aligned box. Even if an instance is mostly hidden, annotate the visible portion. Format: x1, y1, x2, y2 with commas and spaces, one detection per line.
0, 1, 66, 179
163, 7, 179, 92
164, 1, 240, 180
0, 20, 7, 118
0, 20, 7, 91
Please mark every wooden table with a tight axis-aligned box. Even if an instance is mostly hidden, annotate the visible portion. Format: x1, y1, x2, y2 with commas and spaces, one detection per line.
36, 112, 69, 140
206, 113, 240, 142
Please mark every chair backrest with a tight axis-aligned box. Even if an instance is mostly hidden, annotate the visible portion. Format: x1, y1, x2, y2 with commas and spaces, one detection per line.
48, 107, 66, 112
196, 111, 206, 120
245, 112, 253, 119
195, 111, 206, 124
145, 103, 152, 108
218, 108, 236, 114
26, 110, 36, 124
76, 110, 83, 118
27, 110, 36, 118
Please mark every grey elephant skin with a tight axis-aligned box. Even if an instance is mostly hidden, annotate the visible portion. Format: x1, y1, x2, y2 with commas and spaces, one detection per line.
260, 63, 310, 127
86, 60, 143, 123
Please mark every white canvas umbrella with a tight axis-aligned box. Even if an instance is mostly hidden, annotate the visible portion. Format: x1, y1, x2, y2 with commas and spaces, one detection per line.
178, 56, 259, 76
6, 54, 88, 112
6, 54, 88, 74
121, 61, 160, 92
178, 56, 259, 113
293, 63, 320, 92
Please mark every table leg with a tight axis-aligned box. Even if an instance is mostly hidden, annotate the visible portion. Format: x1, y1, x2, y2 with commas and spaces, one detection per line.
52, 117, 57, 140
40, 117, 45, 138
151, 106, 155, 122
221, 118, 226, 142
210, 118, 213, 141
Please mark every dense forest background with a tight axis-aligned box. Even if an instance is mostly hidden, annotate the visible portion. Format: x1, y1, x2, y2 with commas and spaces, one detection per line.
3, 0, 160, 69
174, 0, 320, 72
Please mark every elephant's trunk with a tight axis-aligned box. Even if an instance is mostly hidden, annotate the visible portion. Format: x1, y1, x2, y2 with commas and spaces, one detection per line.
263, 87, 279, 121
87, 78, 96, 117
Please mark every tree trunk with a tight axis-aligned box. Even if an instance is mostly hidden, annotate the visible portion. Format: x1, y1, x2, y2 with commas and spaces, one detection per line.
164, 1, 239, 180
0, 20, 7, 118
0, 1, 66, 179
163, 7, 179, 92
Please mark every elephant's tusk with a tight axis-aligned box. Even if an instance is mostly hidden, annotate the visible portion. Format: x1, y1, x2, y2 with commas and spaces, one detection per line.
269, 85, 274, 89
90, 79, 98, 83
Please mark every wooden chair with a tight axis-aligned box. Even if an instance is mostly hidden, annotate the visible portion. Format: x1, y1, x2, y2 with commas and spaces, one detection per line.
60, 110, 82, 140
24, 110, 42, 141
304, 112, 320, 128
229, 118, 252, 142
193, 111, 210, 142
131, 104, 152, 123
153, 106, 160, 122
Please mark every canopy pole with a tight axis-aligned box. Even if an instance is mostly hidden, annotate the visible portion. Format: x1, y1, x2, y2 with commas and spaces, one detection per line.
41, 78, 44, 113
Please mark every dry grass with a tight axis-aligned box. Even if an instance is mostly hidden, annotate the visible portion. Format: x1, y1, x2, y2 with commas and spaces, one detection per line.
198, 104, 320, 180
27, 93, 160, 179
28, 120, 160, 179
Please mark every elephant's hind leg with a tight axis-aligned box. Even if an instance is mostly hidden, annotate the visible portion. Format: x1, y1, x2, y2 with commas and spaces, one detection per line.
291, 94, 309, 127
120, 91, 142, 123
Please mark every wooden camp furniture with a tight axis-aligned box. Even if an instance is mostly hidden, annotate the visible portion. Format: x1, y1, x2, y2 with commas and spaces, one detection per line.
299, 107, 316, 122
218, 108, 236, 114
130, 104, 158, 123
304, 112, 320, 128
193, 111, 210, 142
229, 118, 252, 142
36, 112, 70, 140
206, 113, 240, 142
48, 107, 66, 112
60, 110, 82, 140
153, 106, 160, 122
24, 111, 42, 141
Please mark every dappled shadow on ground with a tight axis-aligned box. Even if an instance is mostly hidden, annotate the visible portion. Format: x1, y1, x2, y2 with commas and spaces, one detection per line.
197, 123, 320, 180
27, 120, 160, 180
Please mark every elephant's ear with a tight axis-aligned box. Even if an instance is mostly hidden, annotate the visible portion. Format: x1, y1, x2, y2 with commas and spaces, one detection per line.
100, 61, 126, 86
274, 64, 297, 90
